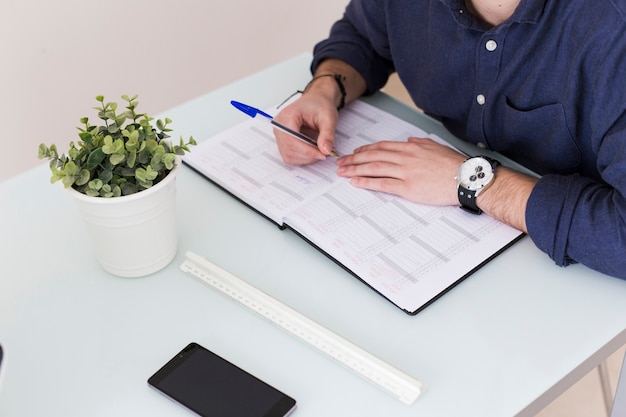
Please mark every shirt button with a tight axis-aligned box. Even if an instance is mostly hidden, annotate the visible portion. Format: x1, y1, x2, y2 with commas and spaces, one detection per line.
485, 40, 498, 51
476, 94, 486, 105
477, 142, 487, 149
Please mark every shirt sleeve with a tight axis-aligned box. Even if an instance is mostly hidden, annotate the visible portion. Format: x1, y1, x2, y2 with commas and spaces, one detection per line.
310, 0, 395, 95
526, 109, 626, 280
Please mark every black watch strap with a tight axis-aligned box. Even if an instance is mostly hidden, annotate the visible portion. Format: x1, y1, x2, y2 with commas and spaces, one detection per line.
458, 187, 481, 214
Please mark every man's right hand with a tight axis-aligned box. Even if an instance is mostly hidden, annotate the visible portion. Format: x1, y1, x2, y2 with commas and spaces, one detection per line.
273, 59, 367, 165
273, 91, 339, 165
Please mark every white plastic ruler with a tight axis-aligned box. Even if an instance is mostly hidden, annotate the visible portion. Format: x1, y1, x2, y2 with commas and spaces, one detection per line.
180, 251, 424, 405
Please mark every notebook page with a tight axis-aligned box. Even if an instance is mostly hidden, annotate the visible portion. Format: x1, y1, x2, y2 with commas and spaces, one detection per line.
283, 181, 521, 313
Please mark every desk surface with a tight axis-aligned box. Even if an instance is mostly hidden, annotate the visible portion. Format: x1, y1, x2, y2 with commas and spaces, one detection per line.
2, 53, 626, 417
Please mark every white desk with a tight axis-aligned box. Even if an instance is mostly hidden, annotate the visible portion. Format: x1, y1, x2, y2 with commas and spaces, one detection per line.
1, 54, 626, 417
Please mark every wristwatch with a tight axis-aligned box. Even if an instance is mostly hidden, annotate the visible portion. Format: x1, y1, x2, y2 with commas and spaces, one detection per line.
456, 156, 500, 214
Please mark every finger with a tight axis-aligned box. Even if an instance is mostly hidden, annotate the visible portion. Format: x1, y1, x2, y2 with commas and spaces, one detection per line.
348, 175, 407, 196
353, 139, 424, 154
337, 159, 406, 180
316, 126, 337, 156
337, 147, 409, 169
275, 129, 326, 164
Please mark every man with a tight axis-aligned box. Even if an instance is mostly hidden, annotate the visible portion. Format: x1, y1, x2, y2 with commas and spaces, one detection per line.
273, 0, 626, 279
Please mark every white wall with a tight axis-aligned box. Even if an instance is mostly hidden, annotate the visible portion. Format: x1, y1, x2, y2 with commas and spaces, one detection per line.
0, 0, 349, 181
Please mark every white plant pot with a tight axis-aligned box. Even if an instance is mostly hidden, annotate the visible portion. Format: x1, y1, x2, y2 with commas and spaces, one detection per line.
69, 164, 179, 277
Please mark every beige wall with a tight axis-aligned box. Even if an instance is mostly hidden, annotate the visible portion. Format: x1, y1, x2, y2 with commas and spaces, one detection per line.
0, 0, 349, 181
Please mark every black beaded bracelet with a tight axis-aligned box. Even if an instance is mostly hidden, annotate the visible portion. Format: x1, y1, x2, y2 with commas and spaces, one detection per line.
303, 73, 347, 110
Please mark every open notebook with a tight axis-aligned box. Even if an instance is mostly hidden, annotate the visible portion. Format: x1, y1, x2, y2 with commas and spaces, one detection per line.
183, 98, 524, 315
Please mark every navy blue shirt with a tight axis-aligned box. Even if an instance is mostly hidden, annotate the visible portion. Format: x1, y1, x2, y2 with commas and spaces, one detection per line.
312, 0, 626, 278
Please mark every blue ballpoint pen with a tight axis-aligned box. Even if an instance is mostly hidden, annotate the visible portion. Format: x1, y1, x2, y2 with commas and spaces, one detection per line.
230, 100, 340, 157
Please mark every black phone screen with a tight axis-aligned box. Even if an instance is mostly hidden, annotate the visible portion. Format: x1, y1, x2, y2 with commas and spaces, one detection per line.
148, 343, 296, 417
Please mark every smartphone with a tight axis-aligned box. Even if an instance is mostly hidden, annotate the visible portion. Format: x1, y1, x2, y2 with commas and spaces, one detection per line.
148, 343, 296, 417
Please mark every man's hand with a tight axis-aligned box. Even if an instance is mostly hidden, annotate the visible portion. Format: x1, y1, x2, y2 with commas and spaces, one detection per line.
273, 59, 367, 165
337, 137, 538, 232
273, 93, 339, 165
336, 137, 466, 206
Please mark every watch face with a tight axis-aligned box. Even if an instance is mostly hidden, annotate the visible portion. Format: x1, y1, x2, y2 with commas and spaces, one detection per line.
457, 157, 495, 191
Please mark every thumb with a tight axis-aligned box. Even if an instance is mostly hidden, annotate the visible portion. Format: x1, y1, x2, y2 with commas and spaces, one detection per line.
316, 126, 336, 156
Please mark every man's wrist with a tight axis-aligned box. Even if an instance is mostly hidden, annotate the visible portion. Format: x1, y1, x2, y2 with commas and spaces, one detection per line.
304, 74, 347, 110
475, 167, 537, 232
310, 59, 367, 106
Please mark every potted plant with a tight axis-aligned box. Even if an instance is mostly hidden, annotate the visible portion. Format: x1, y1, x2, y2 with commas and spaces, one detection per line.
38, 94, 196, 277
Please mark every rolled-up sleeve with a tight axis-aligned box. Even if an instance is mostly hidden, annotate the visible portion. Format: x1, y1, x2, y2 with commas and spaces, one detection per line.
527, 111, 626, 279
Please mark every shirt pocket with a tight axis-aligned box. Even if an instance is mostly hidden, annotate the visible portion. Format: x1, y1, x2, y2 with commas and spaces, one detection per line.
497, 96, 581, 174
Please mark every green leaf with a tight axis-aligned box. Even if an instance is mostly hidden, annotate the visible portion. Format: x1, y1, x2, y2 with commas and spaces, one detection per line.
88, 178, 103, 191
76, 169, 91, 186
115, 115, 127, 127
38, 143, 50, 159
61, 174, 75, 188
163, 153, 176, 170
151, 150, 164, 165
120, 167, 135, 177
135, 167, 147, 182
128, 129, 140, 143
135, 165, 158, 183
85, 189, 99, 197
98, 168, 113, 184
146, 165, 158, 181
145, 139, 158, 152
126, 138, 139, 154
102, 136, 123, 154
64, 161, 78, 176
126, 151, 137, 168
50, 166, 63, 184
68, 145, 79, 160
121, 182, 138, 195
78, 131, 92, 141
86, 148, 106, 169
47, 144, 58, 158
109, 152, 125, 165
101, 184, 114, 198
